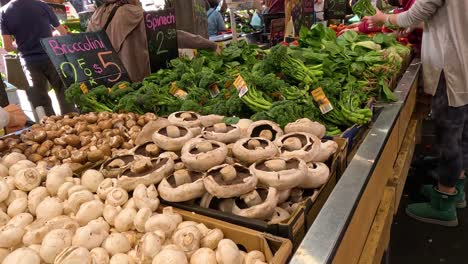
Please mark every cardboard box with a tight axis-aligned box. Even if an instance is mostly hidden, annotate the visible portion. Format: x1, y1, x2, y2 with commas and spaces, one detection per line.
162, 138, 347, 250
169, 207, 292, 264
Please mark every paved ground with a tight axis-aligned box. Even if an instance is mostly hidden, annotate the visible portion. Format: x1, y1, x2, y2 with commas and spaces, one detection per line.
8, 86, 61, 122
390, 121, 467, 264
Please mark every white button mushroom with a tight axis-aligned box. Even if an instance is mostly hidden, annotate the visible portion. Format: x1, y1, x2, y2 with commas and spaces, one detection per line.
90, 247, 110, 264
136, 232, 164, 263
6, 212, 33, 229
35, 197, 64, 221
46, 164, 73, 196
54, 246, 92, 264
0, 224, 24, 248
133, 184, 160, 212
172, 226, 202, 257
27, 187, 49, 216
40, 229, 73, 264
102, 233, 131, 256
75, 199, 104, 226
2, 247, 40, 264
216, 239, 242, 264
1, 153, 27, 169
72, 223, 109, 250
81, 169, 105, 193
114, 208, 137, 232
152, 247, 188, 264
190, 248, 217, 264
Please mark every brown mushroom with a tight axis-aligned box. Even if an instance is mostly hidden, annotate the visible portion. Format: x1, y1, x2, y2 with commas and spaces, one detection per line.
100, 155, 136, 178
274, 132, 321, 162
203, 164, 257, 198
201, 123, 241, 144
250, 157, 307, 190
168, 111, 201, 128
152, 125, 194, 151
231, 187, 279, 219
158, 169, 205, 202
246, 120, 284, 141
180, 138, 228, 172
117, 157, 175, 191
231, 137, 278, 165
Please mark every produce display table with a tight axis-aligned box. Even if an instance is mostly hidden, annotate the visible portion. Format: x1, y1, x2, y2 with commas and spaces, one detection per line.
290, 58, 421, 264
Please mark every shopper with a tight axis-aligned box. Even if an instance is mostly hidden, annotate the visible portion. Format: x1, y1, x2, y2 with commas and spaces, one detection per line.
177, 30, 220, 53
365, 0, 468, 227
206, 0, 225, 37
87, 0, 151, 82
0, 0, 76, 116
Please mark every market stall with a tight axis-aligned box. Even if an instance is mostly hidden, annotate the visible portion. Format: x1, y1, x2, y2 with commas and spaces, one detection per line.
0, 0, 423, 262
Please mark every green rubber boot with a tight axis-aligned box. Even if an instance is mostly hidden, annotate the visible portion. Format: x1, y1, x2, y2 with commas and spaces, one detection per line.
406, 187, 458, 227
421, 177, 466, 209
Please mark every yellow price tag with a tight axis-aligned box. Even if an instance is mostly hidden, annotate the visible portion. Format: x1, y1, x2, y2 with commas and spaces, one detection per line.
233, 75, 248, 98
311, 87, 333, 114
80, 83, 88, 95
170, 82, 188, 100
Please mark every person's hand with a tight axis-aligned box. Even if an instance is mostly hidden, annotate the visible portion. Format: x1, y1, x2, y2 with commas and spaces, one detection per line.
347, 22, 360, 29
337, 27, 360, 36
396, 28, 410, 38
215, 45, 222, 55
4, 104, 26, 133
363, 9, 387, 29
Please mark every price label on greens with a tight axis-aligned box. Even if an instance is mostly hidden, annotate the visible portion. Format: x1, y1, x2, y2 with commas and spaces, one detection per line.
324, 0, 348, 19
41, 32, 130, 89
145, 9, 179, 72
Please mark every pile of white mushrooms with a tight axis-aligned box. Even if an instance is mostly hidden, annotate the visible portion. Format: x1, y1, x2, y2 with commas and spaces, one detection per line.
116, 112, 338, 224
0, 154, 268, 264
0, 111, 339, 263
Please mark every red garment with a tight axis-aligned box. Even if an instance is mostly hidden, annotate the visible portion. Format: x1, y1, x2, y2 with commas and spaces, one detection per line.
358, 20, 382, 34
268, 0, 284, 13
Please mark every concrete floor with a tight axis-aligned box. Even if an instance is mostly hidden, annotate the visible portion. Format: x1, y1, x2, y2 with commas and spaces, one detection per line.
390, 122, 467, 264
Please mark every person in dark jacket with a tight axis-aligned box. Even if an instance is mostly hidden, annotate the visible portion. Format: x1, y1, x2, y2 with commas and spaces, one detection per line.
206, 0, 225, 36
1, 0, 75, 116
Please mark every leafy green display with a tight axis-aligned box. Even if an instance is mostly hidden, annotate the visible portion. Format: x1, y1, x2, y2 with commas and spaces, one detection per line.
67, 31, 410, 136
352, 0, 377, 17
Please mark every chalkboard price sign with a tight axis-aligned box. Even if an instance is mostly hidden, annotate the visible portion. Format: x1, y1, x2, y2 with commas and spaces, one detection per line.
289, 0, 314, 34
41, 32, 130, 89
145, 9, 179, 73
324, 0, 348, 19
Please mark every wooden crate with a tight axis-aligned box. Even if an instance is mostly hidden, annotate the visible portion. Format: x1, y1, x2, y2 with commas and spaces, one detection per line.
168, 207, 293, 263
358, 187, 396, 264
